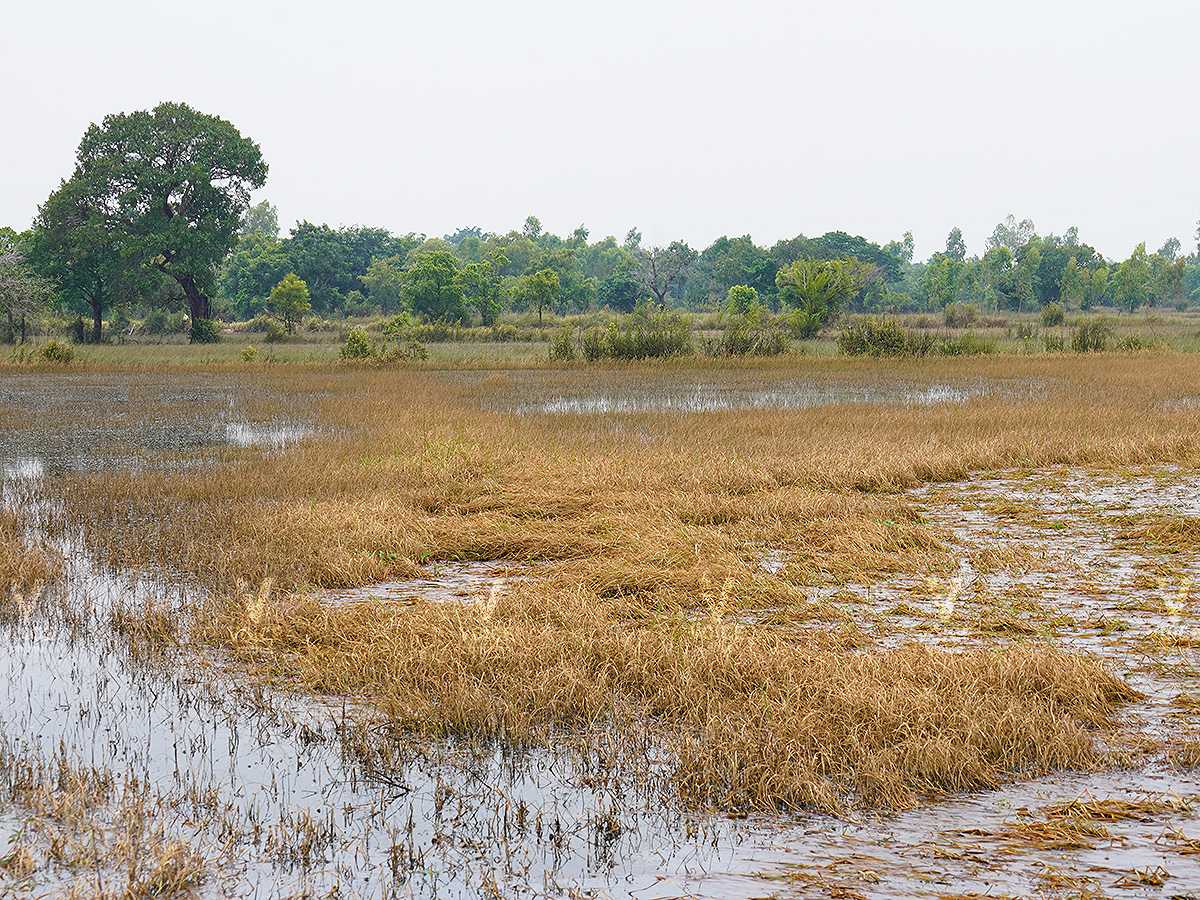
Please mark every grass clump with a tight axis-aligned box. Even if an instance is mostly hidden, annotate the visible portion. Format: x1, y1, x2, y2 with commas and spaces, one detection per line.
204, 582, 1133, 811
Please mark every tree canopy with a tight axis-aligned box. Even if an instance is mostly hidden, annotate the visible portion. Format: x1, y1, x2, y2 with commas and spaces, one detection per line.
55, 101, 267, 338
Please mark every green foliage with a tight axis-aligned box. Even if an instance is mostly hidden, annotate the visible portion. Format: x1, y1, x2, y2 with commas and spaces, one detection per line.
241, 345, 258, 362
716, 296, 791, 356
1072, 319, 1113, 352
402, 251, 467, 322
777, 258, 864, 337
1041, 302, 1065, 327
269, 273, 312, 334
549, 324, 577, 361
381, 313, 429, 360
62, 102, 267, 324
189, 318, 220, 343
1043, 332, 1065, 352
142, 309, 188, 335
838, 318, 935, 357
39, 339, 76, 363
943, 302, 978, 328
514, 269, 560, 326
340, 329, 377, 360
263, 320, 287, 343
936, 330, 995, 356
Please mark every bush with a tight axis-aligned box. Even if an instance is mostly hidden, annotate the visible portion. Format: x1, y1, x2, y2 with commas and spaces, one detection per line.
241, 345, 258, 362
1041, 302, 1065, 327
549, 324, 577, 361
381, 313, 428, 360
838, 318, 934, 357
1042, 332, 1065, 352
263, 320, 287, 343
339, 329, 377, 360
1072, 319, 1112, 352
39, 339, 76, 363
716, 318, 792, 356
189, 318, 220, 344
943, 302, 979, 329
603, 307, 693, 360
937, 329, 995, 356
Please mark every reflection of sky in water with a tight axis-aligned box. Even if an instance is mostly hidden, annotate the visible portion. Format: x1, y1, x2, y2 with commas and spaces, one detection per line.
1, 457, 44, 481
528, 381, 985, 415
224, 422, 309, 449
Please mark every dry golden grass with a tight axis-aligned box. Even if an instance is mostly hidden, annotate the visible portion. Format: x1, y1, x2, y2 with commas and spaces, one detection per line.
48, 353, 1200, 810
0, 508, 57, 612
197, 577, 1134, 811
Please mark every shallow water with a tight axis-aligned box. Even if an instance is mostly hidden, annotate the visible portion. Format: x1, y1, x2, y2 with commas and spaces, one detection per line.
454, 369, 1040, 416
4, 374, 1200, 897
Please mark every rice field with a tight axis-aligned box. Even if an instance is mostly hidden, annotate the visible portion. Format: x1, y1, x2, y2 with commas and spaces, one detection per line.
3, 352, 1200, 897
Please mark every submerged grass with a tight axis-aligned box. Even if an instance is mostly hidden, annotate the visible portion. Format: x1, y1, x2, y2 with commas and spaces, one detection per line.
38, 353, 1200, 811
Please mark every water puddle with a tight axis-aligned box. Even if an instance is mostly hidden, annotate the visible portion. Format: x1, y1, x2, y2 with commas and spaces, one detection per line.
451, 370, 1040, 416
323, 560, 522, 607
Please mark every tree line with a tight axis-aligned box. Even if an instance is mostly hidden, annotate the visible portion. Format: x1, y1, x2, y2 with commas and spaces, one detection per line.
3, 102, 1199, 344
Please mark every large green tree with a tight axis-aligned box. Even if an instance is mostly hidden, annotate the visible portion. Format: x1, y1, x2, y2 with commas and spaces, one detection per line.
57, 102, 267, 338
402, 251, 468, 321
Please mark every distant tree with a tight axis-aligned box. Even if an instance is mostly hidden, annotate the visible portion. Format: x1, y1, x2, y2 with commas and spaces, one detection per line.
636, 242, 697, 307
458, 249, 509, 326
522, 216, 543, 241
1158, 236, 1182, 261
0, 233, 54, 343
883, 231, 915, 265
623, 228, 642, 250
515, 268, 560, 326
217, 231, 289, 319
402, 251, 467, 321
987, 215, 1036, 252
1059, 257, 1084, 309
269, 273, 311, 334
945, 227, 966, 263
726, 284, 759, 314
240, 200, 279, 239
55, 102, 267, 339
361, 255, 406, 314
597, 270, 640, 313
1114, 244, 1151, 313
32, 177, 125, 342
444, 225, 486, 245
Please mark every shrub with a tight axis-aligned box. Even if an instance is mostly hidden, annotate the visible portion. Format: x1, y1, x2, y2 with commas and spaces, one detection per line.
937, 329, 995, 356
241, 345, 258, 362
549, 324, 577, 361
838, 318, 934, 357
339, 329, 377, 360
263, 320, 287, 343
603, 306, 693, 360
381, 313, 429, 360
943, 302, 979, 329
189, 318, 220, 344
581, 328, 606, 362
1072, 319, 1112, 353
1041, 302, 1065, 327
39, 339, 76, 363
1042, 332, 1065, 352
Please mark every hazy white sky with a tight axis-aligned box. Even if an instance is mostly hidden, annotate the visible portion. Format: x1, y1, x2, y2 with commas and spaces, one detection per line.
5, 0, 1198, 262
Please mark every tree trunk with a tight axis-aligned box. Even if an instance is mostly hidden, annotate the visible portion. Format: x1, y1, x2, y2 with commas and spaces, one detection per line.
176, 273, 211, 321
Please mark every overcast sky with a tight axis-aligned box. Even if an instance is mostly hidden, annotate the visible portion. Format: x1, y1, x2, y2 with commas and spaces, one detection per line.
5, 0, 1198, 262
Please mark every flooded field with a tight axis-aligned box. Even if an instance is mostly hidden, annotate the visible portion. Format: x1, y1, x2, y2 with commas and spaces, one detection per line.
457, 368, 1042, 416
3, 367, 1200, 898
